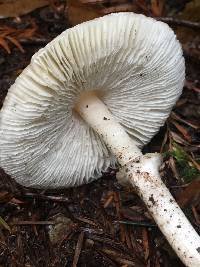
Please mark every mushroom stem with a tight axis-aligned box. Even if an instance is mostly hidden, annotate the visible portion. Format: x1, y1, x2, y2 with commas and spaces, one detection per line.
75, 92, 200, 267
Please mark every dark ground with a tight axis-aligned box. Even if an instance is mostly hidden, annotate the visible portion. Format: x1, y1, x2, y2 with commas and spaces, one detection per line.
0, 1, 200, 267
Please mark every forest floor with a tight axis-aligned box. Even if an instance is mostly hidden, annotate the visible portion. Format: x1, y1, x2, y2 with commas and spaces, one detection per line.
0, 1, 200, 266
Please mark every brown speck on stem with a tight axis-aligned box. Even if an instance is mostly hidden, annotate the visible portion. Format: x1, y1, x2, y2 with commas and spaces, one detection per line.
128, 173, 133, 178
149, 194, 156, 205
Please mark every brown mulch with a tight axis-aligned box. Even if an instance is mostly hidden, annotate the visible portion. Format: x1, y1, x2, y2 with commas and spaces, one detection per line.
0, 1, 200, 267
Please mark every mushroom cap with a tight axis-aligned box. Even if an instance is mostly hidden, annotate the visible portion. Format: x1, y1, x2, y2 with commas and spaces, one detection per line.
0, 13, 185, 188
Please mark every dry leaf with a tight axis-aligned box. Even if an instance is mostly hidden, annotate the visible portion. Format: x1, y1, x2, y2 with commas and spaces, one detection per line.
10, 197, 25, 204
79, 0, 128, 3
151, 0, 165, 17
191, 205, 200, 224
176, 178, 200, 207
67, 0, 145, 26
176, 0, 200, 59
6, 36, 24, 52
171, 120, 192, 143
179, 0, 200, 22
101, 3, 137, 15
0, 0, 49, 18
0, 23, 37, 53
0, 216, 11, 232
0, 37, 10, 53
0, 191, 13, 203
67, 0, 102, 26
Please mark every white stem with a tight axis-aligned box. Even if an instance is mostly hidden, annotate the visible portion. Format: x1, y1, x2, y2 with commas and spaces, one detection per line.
75, 92, 200, 267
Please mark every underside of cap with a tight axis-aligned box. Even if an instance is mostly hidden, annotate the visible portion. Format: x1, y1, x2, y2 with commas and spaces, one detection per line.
0, 12, 185, 188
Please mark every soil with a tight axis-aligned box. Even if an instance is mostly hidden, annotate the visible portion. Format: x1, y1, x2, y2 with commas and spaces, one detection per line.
0, 1, 199, 267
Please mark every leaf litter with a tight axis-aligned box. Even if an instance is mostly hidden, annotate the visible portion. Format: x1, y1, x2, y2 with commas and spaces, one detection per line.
0, 1, 199, 267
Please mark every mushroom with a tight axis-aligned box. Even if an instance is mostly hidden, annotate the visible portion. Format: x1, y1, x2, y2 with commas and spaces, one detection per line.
0, 12, 199, 266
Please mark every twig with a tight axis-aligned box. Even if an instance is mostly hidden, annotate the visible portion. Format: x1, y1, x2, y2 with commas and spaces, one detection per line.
79, 0, 127, 3
125, 227, 132, 249
171, 120, 192, 143
22, 192, 71, 202
160, 129, 168, 153
83, 233, 130, 253
19, 37, 51, 45
75, 216, 98, 226
80, 227, 104, 235
0, 216, 11, 232
96, 249, 118, 266
11, 220, 55, 225
191, 205, 200, 225
103, 193, 114, 208
115, 220, 157, 228
99, 247, 141, 267
188, 155, 200, 172
142, 228, 149, 261
100, 3, 135, 14
72, 232, 84, 267
157, 17, 200, 30
171, 112, 199, 130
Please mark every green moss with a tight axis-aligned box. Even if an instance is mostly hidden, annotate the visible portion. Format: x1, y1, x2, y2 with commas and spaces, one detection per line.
166, 143, 200, 182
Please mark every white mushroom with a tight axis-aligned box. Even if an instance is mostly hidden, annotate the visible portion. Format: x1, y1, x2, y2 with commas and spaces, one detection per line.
0, 13, 199, 266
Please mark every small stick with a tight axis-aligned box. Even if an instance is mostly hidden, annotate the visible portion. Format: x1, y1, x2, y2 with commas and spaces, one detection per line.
72, 232, 84, 267
142, 228, 149, 261
115, 220, 157, 228
192, 206, 200, 225
100, 247, 138, 267
11, 220, 55, 225
157, 17, 200, 30
19, 37, 51, 45
75, 216, 98, 226
22, 192, 70, 202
